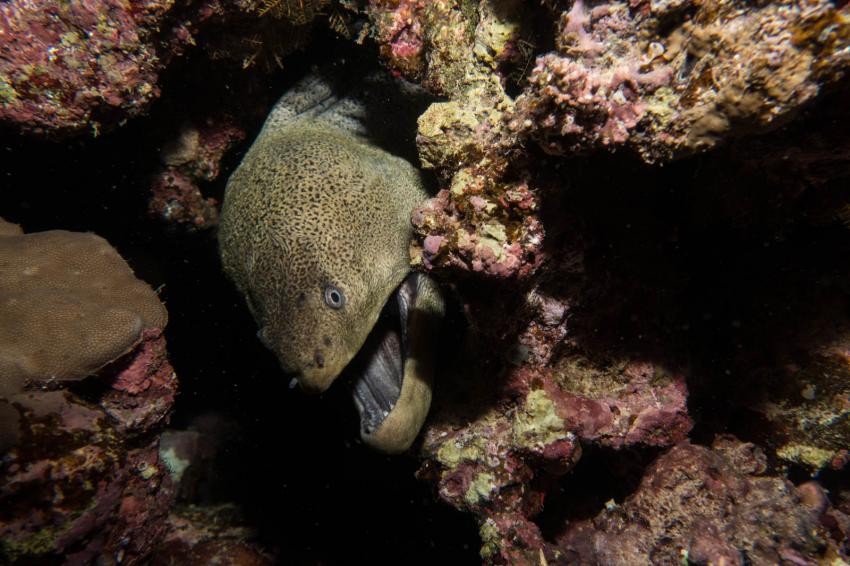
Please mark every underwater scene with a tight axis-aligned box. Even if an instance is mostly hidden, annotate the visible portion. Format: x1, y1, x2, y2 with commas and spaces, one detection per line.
1, 1, 849, 564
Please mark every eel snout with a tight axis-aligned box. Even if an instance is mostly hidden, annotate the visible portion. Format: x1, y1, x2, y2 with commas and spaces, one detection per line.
349, 272, 443, 453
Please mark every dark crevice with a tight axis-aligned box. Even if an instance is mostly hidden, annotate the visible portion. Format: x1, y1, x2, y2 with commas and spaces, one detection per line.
501, 3, 558, 98
534, 445, 663, 543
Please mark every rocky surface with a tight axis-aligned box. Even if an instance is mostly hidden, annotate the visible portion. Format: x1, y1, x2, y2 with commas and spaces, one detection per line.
151, 504, 274, 566
148, 115, 246, 231
556, 438, 846, 566
0, 222, 177, 564
2, 0, 850, 564
0, 0, 330, 137
365, 1, 850, 562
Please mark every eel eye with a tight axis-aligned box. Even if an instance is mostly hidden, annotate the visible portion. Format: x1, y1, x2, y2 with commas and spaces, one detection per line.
323, 284, 346, 309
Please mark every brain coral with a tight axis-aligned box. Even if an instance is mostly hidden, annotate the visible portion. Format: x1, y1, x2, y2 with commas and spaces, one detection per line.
0, 220, 176, 564
0, 220, 167, 394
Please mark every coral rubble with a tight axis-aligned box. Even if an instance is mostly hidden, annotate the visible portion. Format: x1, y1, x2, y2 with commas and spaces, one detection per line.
148, 115, 246, 231
557, 438, 845, 565
0, 221, 176, 564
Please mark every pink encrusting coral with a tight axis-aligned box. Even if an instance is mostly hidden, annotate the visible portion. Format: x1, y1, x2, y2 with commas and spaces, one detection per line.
412, 176, 544, 279
556, 438, 848, 565
0, 0, 327, 137
510, 0, 850, 162
0, 223, 178, 564
367, 0, 427, 79
148, 115, 246, 230
0, 0, 187, 136
510, 0, 673, 154
103, 329, 178, 432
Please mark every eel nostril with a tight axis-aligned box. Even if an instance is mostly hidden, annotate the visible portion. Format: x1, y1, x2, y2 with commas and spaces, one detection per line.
314, 351, 325, 368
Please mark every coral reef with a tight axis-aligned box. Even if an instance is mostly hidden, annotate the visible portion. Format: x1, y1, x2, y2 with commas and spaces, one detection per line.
419, 316, 693, 563
369, 0, 850, 279
0, 0, 190, 136
510, 0, 850, 163
148, 115, 246, 231
0, 0, 332, 137
363, 0, 850, 561
557, 438, 845, 565
2, 0, 850, 562
0, 222, 176, 564
151, 504, 273, 566
393, 0, 539, 280
366, 0, 850, 168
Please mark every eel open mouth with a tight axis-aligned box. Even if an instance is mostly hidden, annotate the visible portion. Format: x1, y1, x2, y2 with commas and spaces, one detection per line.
348, 272, 433, 453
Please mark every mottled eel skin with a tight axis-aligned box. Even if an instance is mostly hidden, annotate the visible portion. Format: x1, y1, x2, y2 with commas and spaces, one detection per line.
219, 68, 443, 453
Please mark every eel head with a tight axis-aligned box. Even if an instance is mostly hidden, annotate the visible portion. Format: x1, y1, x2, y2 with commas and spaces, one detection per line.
258, 271, 443, 453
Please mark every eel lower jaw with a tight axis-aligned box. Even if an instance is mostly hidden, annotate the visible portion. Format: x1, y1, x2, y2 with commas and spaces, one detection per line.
350, 272, 434, 454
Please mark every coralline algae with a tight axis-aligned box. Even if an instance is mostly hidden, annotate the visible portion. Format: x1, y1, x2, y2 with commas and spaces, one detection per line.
0, 0, 326, 137
1, 0, 850, 563
149, 115, 246, 231
0, 223, 176, 564
364, 0, 850, 562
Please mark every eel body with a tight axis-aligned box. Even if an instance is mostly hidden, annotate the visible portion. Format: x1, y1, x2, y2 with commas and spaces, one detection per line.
219, 68, 442, 452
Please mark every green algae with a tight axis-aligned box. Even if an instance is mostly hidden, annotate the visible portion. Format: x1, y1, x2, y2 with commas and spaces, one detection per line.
512, 389, 567, 449
479, 518, 499, 559
0, 76, 18, 104
437, 436, 486, 468
464, 471, 497, 506
0, 526, 59, 563
776, 443, 838, 470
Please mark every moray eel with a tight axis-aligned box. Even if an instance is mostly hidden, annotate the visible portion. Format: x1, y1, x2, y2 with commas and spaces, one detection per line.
219, 67, 443, 453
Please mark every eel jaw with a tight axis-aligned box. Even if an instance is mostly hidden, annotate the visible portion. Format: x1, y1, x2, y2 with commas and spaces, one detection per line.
350, 272, 438, 454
